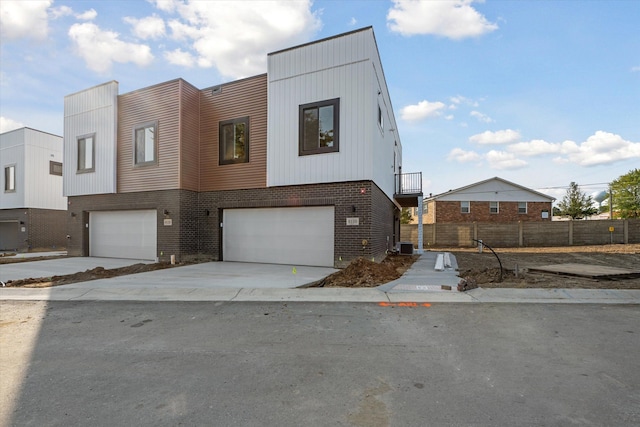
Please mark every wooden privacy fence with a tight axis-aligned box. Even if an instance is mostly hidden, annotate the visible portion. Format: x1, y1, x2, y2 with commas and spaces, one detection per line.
400, 219, 640, 248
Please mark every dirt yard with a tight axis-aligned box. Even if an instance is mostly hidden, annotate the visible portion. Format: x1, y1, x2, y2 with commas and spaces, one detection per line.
451, 244, 640, 290
2, 244, 639, 289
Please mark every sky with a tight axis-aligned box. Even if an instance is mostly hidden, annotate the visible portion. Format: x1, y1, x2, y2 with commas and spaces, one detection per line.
1, 0, 638, 203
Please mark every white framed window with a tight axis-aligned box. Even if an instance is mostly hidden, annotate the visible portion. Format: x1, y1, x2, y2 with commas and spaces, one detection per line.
134, 121, 157, 166
490, 201, 499, 214
461, 201, 470, 213
4, 165, 15, 192
518, 202, 527, 214
77, 134, 95, 173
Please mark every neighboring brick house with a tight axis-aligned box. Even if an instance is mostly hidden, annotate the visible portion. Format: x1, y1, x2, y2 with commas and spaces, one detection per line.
63, 27, 421, 267
411, 177, 554, 224
1, 127, 67, 251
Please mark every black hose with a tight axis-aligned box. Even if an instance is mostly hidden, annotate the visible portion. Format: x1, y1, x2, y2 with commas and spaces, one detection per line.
472, 239, 503, 282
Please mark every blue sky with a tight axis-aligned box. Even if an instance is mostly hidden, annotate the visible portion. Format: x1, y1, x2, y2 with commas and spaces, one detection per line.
1, 0, 638, 202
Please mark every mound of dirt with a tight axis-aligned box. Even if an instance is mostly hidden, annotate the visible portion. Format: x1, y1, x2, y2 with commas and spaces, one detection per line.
4, 263, 180, 288
309, 254, 418, 288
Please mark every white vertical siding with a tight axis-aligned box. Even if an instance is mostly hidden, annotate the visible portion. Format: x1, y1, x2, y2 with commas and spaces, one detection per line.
23, 128, 66, 210
64, 81, 118, 196
0, 128, 26, 209
267, 27, 400, 201
0, 127, 66, 210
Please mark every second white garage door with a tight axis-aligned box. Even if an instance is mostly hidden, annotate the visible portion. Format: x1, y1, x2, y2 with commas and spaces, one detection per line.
90, 210, 157, 260
223, 206, 334, 267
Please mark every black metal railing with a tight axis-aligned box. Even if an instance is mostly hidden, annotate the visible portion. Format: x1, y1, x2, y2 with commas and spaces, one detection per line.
395, 172, 422, 195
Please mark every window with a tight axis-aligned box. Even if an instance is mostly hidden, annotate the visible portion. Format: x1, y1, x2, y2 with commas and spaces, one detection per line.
518, 202, 527, 214
299, 98, 339, 156
461, 201, 470, 213
490, 201, 499, 214
378, 104, 384, 131
50, 161, 63, 176
134, 122, 157, 165
77, 135, 94, 173
4, 165, 15, 192
219, 117, 249, 165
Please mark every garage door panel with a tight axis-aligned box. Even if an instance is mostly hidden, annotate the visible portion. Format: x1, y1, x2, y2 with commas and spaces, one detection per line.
90, 210, 157, 260
223, 207, 334, 267
0, 221, 20, 251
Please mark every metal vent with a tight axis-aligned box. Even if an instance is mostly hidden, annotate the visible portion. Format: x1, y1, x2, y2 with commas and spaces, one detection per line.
211, 86, 222, 95
396, 242, 414, 255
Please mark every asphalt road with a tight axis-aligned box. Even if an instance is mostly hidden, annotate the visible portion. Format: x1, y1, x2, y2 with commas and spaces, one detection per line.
2, 301, 639, 426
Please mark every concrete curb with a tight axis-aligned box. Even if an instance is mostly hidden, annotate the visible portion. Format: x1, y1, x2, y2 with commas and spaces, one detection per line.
1, 286, 638, 304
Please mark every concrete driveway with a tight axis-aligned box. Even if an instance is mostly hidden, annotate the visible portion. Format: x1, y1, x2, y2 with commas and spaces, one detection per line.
0, 257, 337, 289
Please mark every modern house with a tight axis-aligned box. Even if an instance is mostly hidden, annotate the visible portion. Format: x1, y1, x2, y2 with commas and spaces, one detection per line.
1, 127, 67, 251
63, 27, 422, 267
411, 177, 554, 224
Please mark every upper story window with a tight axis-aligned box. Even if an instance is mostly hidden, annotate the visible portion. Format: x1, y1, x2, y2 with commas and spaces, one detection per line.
490, 201, 499, 214
4, 165, 15, 192
219, 117, 249, 165
50, 161, 63, 176
77, 134, 95, 173
518, 202, 527, 214
299, 98, 339, 156
378, 104, 384, 131
134, 122, 157, 166
461, 201, 470, 213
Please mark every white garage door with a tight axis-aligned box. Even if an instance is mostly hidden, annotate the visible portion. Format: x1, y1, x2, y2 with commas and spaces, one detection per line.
223, 206, 334, 267
90, 210, 157, 260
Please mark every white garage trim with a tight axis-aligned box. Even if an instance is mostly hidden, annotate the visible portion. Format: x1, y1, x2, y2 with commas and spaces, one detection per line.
90, 210, 157, 260
223, 206, 334, 267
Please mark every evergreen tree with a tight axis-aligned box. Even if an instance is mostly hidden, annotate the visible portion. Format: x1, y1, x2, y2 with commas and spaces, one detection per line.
557, 182, 598, 219
610, 169, 640, 218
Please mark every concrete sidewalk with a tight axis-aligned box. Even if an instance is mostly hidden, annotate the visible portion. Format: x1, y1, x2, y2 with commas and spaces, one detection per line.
1, 253, 639, 304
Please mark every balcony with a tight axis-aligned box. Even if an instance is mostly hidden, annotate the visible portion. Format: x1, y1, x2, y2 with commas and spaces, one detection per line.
394, 172, 423, 207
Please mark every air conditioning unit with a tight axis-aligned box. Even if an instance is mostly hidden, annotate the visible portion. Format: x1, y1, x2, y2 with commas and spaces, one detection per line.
396, 242, 414, 255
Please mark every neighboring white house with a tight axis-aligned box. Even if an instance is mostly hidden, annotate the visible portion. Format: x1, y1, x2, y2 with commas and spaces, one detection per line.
1, 127, 67, 251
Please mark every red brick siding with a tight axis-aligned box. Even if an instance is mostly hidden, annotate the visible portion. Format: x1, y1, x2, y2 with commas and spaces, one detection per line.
435, 201, 551, 223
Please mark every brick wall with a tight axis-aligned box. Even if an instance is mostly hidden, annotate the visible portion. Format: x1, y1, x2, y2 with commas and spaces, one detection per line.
68, 180, 398, 267
199, 180, 397, 267
0, 208, 66, 252
435, 201, 551, 223
67, 189, 198, 261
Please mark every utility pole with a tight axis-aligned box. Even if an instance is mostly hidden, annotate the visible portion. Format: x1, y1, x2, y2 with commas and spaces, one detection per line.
609, 184, 613, 219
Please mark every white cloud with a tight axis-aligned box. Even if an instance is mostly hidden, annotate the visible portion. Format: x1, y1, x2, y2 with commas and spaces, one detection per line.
401, 100, 446, 122
387, 0, 498, 39
449, 95, 478, 107
469, 129, 521, 145
76, 8, 97, 21
50, 5, 73, 19
349, 17, 357, 26
448, 148, 482, 163
485, 150, 528, 170
631, 66, 640, 72
155, 0, 321, 79
507, 139, 561, 156
559, 131, 640, 166
164, 48, 195, 67
0, 117, 24, 133
68, 23, 154, 73
124, 14, 166, 40
470, 110, 493, 123
0, 0, 51, 41
507, 131, 639, 166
